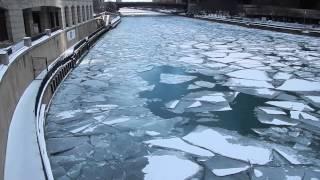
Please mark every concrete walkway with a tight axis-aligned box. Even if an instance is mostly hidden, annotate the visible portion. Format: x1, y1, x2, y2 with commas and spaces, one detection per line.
4, 79, 45, 180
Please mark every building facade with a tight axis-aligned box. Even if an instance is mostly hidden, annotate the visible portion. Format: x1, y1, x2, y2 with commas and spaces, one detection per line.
0, 0, 94, 46
190, 0, 320, 23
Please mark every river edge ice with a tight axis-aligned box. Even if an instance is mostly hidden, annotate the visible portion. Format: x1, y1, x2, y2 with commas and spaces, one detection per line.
45, 15, 320, 180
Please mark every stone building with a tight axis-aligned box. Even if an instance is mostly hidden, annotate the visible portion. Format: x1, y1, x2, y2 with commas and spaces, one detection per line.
0, 0, 94, 46
189, 0, 320, 23
239, 0, 320, 23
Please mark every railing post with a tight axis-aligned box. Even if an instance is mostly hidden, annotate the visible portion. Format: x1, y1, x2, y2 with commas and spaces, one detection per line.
0, 50, 9, 65
106, 15, 111, 26
23, 37, 32, 47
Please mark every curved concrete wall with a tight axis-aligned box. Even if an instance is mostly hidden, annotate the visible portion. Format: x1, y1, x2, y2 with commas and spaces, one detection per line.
0, 18, 101, 180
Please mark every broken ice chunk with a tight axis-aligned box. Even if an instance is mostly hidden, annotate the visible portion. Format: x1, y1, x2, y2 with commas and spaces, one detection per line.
178, 57, 203, 64
226, 78, 274, 88
277, 79, 320, 92
258, 118, 298, 126
227, 69, 271, 81
145, 138, 214, 157
145, 131, 161, 136
160, 73, 196, 84
266, 101, 314, 111
305, 96, 320, 107
143, 155, 201, 180
165, 100, 180, 109
56, 109, 82, 119
187, 84, 201, 90
204, 156, 249, 176
258, 107, 286, 115
290, 111, 319, 121
202, 51, 227, 58
273, 72, 292, 80
254, 169, 263, 177
228, 52, 253, 59
273, 147, 307, 165
70, 124, 91, 134
193, 81, 216, 88
196, 95, 227, 103
102, 116, 130, 125
183, 126, 272, 165
188, 101, 202, 108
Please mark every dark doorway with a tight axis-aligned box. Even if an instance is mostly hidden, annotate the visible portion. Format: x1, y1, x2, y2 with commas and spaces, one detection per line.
0, 8, 9, 41
32, 11, 41, 33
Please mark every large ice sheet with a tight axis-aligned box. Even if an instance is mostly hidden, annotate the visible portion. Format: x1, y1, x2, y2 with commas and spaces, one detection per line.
277, 79, 320, 91
227, 69, 271, 81
145, 138, 214, 157
183, 126, 272, 165
160, 73, 196, 84
143, 155, 201, 180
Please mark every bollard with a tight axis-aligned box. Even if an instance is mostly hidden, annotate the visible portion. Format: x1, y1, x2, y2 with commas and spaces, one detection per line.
45, 29, 52, 36
23, 37, 32, 47
0, 50, 9, 65
106, 15, 111, 26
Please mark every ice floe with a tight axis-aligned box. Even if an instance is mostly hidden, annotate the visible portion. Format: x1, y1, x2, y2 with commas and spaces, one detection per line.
258, 118, 298, 126
70, 124, 91, 134
143, 155, 201, 180
145, 138, 214, 157
102, 116, 130, 125
187, 84, 201, 90
56, 109, 82, 119
258, 107, 286, 115
204, 156, 250, 176
266, 101, 314, 111
274, 148, 304, 165
188, 101, 202, 108
145, 131, 160, 136
196, 94, 227, 103
183, 126, 272, 165
277, 79, 320, 92
165, 100, 180, 109
202, 52, 227, 58
290, 111, 319, 121
226, 78, 274, 88
273, 72, 292, 80
160, 73, 196, 84
254, 169, 263, 177
193, 81, 216, 88
178, 57, 203, 64
227, 69, 271, 81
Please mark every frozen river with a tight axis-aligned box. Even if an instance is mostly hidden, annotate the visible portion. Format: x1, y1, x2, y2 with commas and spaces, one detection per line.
46, 15, 320, 180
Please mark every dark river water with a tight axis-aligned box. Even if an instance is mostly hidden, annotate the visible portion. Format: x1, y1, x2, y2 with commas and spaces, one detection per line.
46, 14, 320, 180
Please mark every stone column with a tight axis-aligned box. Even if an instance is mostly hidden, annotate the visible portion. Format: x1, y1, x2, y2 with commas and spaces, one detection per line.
40, 7, 50, 32
7, 9, 26, 43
